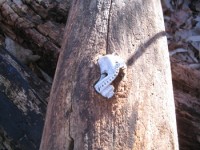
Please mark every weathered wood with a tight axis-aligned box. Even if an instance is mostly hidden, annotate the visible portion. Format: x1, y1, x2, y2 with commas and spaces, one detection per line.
174, 88, 200, 150
0, 0, 71, 76
40, 0, 178, 150
0, 0, 199, 149
171, 58, 200, 150
0, 46, 50, 150
171, 58, 200, 97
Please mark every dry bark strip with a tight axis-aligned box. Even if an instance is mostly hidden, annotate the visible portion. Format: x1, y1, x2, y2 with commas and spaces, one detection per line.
171, 58, 200, 97
171, 58, 200, 150
0, 46, 50, 150
0, 0, 71, 76
40, 0, 178, 149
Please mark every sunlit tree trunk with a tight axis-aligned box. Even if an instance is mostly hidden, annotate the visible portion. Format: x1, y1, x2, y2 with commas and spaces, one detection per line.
40, 0, 179, 149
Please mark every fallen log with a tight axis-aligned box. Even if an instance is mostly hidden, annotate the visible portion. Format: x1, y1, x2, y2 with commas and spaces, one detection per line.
171, 58, 200, 97
171, 58, 200, 150
0, 0, 71, 76
0, 46, 50, 150
174, 88, 200, 150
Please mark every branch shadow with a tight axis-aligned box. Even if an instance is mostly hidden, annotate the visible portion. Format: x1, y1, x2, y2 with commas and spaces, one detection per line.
127, 31, 166, 66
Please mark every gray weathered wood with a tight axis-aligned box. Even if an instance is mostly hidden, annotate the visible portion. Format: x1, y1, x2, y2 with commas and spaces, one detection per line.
0, 46, 50, 150
40, 0, 179, 149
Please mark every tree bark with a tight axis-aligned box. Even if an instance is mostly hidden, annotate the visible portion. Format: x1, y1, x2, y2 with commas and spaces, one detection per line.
1, 0, 199, 149
40, 0, 178, 150
0, 0, 71, 76
171, 58, 200, 150
0, 46, 50, 150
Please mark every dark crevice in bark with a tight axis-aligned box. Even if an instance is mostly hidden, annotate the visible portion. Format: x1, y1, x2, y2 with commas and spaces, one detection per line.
69, 138, 74, 150
106, 0, 112, 54
68, 104, 73, 150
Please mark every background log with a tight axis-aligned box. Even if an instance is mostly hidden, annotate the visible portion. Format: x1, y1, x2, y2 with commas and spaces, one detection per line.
0, 46, 50, 150
0, 0, 71, 76
171, 58, 200, 149
40, 0, 178, 149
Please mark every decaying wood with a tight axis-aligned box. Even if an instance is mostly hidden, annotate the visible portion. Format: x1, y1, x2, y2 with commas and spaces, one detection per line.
0, 0, 71, 76
0, 46, 50, 150
171, 58, 200, 97
171, 58, 200, 150
0, 0, 199, 149
40, 0, 178, 149
174, 88, 200, 150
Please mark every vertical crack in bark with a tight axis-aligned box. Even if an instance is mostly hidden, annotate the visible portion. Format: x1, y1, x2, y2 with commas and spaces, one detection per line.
68, 105, 74, 150
64, 100, 73, 149
69, 135, 74, 150
106, 0, 113, 54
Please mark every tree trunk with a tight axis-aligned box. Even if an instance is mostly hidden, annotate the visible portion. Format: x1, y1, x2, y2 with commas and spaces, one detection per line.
1, 0, 199, 149
0, 46, 50, 149
40, 0, 178, 149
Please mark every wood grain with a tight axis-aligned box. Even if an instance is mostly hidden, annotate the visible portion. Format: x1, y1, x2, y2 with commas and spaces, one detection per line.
40, 0, 178, 149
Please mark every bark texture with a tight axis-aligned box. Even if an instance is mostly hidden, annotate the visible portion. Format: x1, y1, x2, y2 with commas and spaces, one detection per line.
40, 0, 178, 149
0, 0, 70, 76
0, 0, 199, 149
171, 58, 200, 150
0, 46, 50, 150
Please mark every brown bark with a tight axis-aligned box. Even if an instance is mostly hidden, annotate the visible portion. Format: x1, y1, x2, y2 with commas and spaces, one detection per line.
0, 46, 50, 149
171, 58, 200, 150
0, 0, 71, 76
171, 58, 200, 97
40, 0, 178, 149
1, 0, 199, 149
